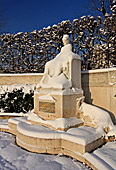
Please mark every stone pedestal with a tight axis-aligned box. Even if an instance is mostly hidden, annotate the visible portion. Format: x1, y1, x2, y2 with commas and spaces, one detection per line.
34, 89, 83, 120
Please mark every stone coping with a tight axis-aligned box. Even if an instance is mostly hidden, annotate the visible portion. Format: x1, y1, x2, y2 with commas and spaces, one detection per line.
0, 113, 28, 120
82, 67, 116, 74
0, 68, 115, 76
0, 73, 43, 76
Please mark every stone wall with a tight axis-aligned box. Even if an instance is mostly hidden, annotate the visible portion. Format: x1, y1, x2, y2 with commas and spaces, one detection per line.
0, 73, 43, 85
82, 68, 116, 121
0, 68, 116, 119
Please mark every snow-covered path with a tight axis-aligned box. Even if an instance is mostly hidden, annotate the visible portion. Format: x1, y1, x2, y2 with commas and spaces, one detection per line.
0, 130, 88, 170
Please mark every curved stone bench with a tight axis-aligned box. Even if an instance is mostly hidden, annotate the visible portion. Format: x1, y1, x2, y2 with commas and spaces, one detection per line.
0, 117, 106, 170
8, 117, 27, 135
16, 121, 105, 155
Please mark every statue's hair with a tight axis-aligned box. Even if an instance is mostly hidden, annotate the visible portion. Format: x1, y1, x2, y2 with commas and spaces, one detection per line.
62, 34, 70, 44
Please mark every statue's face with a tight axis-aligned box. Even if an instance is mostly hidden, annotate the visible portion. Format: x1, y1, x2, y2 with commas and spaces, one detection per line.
62, 35, 70, 45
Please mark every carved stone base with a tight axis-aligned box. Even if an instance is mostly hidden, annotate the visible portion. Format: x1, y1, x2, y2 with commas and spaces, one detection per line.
34, 89, 83, 120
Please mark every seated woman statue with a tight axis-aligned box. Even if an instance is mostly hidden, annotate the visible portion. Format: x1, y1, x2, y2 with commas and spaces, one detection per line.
36, 34, 80, 90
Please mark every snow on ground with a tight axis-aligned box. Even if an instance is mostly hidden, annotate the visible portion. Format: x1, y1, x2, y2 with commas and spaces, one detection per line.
0, 130, 88, 170
84, 142, 116, 170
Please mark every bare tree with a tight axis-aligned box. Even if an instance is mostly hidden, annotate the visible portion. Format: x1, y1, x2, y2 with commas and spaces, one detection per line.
87, 0, 113, 17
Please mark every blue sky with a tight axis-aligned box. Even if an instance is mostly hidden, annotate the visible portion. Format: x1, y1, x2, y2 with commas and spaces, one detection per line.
1, 0, 90, 34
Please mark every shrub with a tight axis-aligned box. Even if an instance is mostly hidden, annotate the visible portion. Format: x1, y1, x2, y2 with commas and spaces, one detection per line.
0, 87, 34, 113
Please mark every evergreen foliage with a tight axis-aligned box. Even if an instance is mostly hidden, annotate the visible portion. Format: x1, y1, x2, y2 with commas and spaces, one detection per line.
0, 88, 34, 113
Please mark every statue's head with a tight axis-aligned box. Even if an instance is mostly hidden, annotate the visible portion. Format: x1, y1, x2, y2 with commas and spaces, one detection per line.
62, 34, 70, 46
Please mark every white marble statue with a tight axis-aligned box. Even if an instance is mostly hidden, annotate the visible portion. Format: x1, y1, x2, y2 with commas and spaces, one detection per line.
37, 34, 80, 90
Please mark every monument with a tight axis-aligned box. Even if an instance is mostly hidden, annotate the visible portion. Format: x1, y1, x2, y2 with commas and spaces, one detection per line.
34, 34, 83, 120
